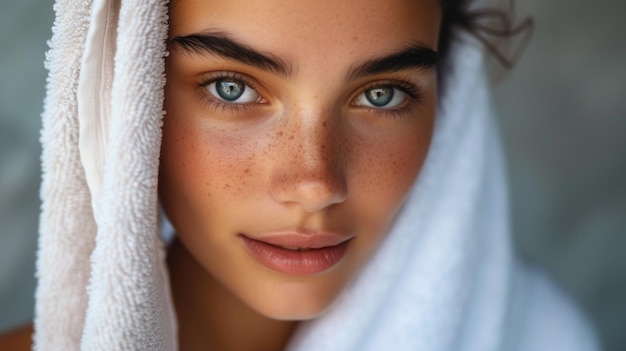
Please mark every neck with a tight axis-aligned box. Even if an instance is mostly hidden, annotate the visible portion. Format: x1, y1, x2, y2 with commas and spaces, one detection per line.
167, 239, 298, 351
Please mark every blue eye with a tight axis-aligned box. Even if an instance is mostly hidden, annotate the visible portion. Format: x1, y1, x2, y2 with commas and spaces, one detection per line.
355, 85, 407, 109
206, 78, 260, 103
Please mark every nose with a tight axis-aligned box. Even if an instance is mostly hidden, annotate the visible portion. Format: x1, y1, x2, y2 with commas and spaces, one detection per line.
269, 117, 348, 213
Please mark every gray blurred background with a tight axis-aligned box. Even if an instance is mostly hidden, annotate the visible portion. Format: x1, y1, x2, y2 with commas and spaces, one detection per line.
0, 0, 624, 350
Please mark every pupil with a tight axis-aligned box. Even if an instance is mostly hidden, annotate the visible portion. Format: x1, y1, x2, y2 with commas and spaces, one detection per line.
365, 87, 394, 107
216, 79, 245, 101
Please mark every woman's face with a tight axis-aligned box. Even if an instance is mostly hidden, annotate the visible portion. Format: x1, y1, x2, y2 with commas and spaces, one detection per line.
161, 0, 440, 320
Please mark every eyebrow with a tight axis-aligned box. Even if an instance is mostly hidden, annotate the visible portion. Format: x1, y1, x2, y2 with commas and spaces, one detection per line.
169, 32, 438, 80
348, 45, 438, 80
169, 32, 292, 76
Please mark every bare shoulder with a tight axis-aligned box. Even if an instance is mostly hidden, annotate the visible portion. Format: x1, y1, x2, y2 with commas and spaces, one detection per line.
0, 323, 33, 351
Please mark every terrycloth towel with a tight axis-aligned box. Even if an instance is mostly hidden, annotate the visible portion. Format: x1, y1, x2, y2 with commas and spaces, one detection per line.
36, 0, 174, 349
35, 0, 599, 350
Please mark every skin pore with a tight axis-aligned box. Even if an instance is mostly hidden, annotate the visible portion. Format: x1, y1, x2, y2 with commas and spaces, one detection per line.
160, 0, 441, 350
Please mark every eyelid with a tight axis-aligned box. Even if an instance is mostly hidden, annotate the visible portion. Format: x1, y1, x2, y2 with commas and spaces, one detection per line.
351, 79, 422, 109
197, 71, 268, 111
199, 71, 262, 98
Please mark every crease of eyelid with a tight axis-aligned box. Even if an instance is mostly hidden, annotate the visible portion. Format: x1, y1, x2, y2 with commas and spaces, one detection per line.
367, 80, 422, 99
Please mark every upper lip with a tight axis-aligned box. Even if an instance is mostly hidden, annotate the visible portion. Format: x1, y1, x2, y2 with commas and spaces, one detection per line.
241, 231, 352, 249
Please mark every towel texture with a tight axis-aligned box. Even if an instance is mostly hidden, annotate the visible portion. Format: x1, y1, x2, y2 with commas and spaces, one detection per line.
35, 0, 599, 350
36, 0, 174, 349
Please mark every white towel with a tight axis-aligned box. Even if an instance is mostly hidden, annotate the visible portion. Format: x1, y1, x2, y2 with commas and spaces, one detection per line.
34, 0, 600, 350
36, 0, 175, 349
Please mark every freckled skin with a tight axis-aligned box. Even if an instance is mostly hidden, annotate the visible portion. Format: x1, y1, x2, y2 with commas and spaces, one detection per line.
161, 0, 440, 349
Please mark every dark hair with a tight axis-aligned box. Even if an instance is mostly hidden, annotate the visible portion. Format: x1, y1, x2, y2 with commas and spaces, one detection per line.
437, 0, 533, 90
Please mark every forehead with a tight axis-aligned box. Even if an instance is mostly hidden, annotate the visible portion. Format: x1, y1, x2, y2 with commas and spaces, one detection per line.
169, 0, 442, 59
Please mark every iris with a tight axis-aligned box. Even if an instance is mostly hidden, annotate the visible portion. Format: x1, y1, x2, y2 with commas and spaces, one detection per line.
365, 86, 394, 107
216, 79, 245, 101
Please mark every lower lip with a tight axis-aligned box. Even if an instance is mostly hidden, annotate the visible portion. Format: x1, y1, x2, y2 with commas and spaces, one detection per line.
241, 235, 349, 275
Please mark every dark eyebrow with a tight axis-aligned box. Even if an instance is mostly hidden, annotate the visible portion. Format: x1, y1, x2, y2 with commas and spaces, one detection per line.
168, 32, 292, 77
169, 33, 436, 80
348, 44, 438, 80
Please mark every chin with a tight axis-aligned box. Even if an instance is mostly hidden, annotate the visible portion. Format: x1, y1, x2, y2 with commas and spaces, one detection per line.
243, 278, 345, 321
257, 302, 334, 322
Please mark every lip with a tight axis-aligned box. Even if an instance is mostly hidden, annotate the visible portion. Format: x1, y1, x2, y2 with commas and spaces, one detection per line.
240, 232, 352, 275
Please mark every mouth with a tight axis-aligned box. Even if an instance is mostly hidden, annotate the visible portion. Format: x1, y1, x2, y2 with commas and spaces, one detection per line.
240, 232, 352, 275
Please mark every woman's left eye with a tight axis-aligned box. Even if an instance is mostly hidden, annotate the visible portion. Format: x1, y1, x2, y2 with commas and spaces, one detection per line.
354, 86, 407, 109
205, 78, 260, 104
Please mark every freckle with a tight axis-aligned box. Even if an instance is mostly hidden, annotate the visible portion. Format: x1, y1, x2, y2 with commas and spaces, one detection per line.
277, 131, 283, 137
223, 183, 231, 189
244, 168, 250, 174
288, 135, 294, 140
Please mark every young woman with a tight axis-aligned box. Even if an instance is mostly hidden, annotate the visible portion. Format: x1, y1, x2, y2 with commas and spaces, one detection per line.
1, 0, 599, 350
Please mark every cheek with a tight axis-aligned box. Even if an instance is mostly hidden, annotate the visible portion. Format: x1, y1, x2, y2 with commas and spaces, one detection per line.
329, 113, 434, 292
159, 71, 266, 210
348, 119, 434, 225
159, 118, 270, 251
359, 138, 425, 195
160, 116, 259, 205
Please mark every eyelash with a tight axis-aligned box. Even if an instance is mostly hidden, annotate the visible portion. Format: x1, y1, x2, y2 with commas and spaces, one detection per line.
197, 73, 423, 117
198, 72, 264, 113
353, 79, 423, 117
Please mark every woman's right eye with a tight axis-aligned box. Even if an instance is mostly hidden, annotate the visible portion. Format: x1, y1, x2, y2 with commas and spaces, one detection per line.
205, 77, 261, 104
